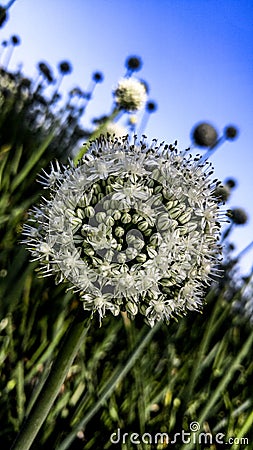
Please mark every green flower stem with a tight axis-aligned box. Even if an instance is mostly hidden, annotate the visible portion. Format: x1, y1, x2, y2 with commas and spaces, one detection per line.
197, 330, 253, 424
11, 307, 91, 450
184, 291, 229, 406
73, 107, 121, 165
230, 409, 253, 450
10, 130, 56, 193
182, 329, 253, 450
57, 321, 161, 450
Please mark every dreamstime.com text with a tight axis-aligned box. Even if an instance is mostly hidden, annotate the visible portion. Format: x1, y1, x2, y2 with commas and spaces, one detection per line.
110, 422, 249, 446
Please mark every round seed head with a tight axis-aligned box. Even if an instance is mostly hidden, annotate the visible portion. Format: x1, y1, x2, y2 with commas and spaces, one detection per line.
125, 55, 143, 72
230, 208, 248, 225
92, 71, 104, 83
192, 122, 218, 148
224, 125, 239, 140
58, 61, 72, 75
224, 178, 237, 189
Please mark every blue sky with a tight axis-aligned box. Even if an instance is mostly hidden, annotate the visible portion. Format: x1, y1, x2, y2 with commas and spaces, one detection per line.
1, 0, 253, 273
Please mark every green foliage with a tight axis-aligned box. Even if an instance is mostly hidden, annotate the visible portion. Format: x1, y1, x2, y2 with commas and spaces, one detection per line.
1, 268, 253, 449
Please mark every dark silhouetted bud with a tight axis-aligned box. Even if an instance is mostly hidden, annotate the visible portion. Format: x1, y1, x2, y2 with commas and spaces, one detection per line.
38, 62, 54, 83
58, 61, 72, 75
125, 55, 143, 72
224, 125, 238, 140
192, 122, 218, 148
11, 34, 20, 45
225, 178, 237, 189
230, 208, 248, 225
20, 77, 32, 89
0, 6, 7, 28
213, 185, 230, 202
92, 71, 104, 83
69, 86, 83, 97
146, 100, 157, 113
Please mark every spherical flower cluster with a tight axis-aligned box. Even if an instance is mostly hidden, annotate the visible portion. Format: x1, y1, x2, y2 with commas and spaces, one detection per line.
224, 125, 238, 140
192, 122, 218, 148
213, 184, 230, 202
23, 136, 222, 327
230, 208, 248, 225
114, 78, 147, 112
103, 122, 128, 138
125, 56, 143, 72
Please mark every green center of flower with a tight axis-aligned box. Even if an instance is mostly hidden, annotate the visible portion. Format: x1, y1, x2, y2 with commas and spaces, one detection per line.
72, 174, 165, 267
67, 170, 199, 301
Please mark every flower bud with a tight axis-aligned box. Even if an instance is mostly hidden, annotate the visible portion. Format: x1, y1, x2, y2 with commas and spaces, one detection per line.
136, 253, 147, 263
224, 125, 238, 140
192, 122, 218, 147
121, 212, 131, 224
126, 301, 139, 316
230, 208, 248, 225
125, 55, 142, 72
117, 253, 127, 263
115, 226, 125, 238
96, 211, 106, 223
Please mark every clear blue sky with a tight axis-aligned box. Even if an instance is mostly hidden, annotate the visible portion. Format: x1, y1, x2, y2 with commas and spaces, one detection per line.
2, 0, 253, 273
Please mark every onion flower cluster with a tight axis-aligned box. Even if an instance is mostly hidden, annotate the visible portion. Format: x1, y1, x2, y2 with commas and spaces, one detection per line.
23, 136, 222, 326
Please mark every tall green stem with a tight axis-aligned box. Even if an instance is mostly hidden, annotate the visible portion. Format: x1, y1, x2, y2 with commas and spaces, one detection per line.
57, 321, 161, 450
181, 330, 253, 450
11, 307, 90, 450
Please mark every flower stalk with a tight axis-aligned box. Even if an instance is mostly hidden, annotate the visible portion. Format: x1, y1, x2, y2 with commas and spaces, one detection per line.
57, 320, 161, 450
11, 306, 91, 450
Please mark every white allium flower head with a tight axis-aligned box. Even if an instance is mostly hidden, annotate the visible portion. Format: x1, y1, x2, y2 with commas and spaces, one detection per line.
103, 122, 128, 138
23, 135, 222, 327
114, 78, 147, 111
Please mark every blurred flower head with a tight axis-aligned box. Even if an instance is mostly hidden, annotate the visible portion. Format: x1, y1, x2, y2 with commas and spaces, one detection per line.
38, 61, 54, 83
102, 122, 128, 138
58, 61, 72, 75
92, 71, 104, 83
146, 100, 158, 113
125, 55, 143, 72
192, 122, 218, 148
23, 136, 222, 326
225, 178, 237, 189
11, 34, 20, 45
213, 184, 231, 202
224, 125, 238, 140
230, 207, 248, 225
114, 78, 147, 112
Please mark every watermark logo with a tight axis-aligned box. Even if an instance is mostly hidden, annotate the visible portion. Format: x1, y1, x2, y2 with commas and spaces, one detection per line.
110, 422, 249, 446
